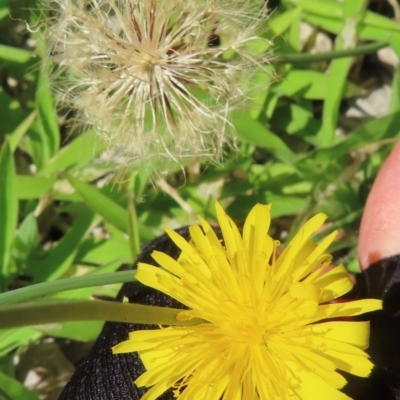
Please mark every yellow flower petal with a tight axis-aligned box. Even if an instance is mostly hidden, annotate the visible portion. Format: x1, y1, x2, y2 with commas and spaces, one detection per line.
112, 201, 381, 400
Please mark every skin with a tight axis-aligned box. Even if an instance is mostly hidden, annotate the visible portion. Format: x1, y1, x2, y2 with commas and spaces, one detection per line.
358, 141, 400, 270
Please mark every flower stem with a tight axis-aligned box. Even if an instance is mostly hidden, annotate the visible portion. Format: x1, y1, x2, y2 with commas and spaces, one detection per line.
274, 41, 388, 64
0, 271, 137, 306
0, 300, 202, 329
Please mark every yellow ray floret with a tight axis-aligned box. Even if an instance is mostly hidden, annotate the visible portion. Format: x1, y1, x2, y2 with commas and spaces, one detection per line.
112, 202, 382, 400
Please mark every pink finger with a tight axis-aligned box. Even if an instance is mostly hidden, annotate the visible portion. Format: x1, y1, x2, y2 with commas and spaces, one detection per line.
358, 141, 400, 270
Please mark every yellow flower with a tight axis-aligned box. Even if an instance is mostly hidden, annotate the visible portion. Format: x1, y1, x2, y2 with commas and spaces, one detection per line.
113, 202, 382, 399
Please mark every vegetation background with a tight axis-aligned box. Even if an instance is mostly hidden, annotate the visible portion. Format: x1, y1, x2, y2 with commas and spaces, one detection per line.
0, 0, 399, 398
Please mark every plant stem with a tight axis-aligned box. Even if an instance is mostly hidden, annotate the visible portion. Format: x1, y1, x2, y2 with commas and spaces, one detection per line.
0, 271, 137, 306
274, 41, 388, 64
0, 299, 202, 329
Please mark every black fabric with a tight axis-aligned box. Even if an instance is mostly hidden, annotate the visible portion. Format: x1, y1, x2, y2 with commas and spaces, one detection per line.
343, 254, 400, 400
59, 228, 191, 400
60, 232, 400, 400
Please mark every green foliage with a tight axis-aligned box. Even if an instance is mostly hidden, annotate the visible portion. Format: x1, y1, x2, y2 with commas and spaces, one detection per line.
0, 0, 399, 396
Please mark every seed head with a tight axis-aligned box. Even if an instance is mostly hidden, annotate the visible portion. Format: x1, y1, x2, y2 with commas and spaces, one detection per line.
45, 0, 268, 171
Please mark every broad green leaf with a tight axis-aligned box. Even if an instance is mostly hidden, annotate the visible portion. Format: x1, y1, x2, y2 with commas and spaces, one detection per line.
16, 175, 54, 199
389, 33, 400, 59
0, 327, 41, 358
32, 209, 96, 283
11, 213, 38, 274
270, 102, 320, 139
390, 65, 400, 114
39, 130, 103, 176
47, 320, 104, 341
317, 0, 367, 146
0, 44, 31, 63
0, 372, 41, 400
297, 111, 400, 173
0, 89, 29, 135
288, 10, 302, 51
132, 167, 150, 197
303, 10, 400, 40
296, 0, 342, 18
0, 142, 18, 292
67, 174, 129, 233
358, 25, 400, 42
8, 111, 37, 153
27, 119, 55, 170
127, 194, 140, 262
34, 72, 60, 166
245, 69, 273, 119
272, 70, 363, 100
343, 0, 367, 18
269, 7, 302, 36
75, 238, 131, 265
233, 112, 296, 164
364, 10, 400, 32
302, 13, 343, 36
0, 5, 8, 20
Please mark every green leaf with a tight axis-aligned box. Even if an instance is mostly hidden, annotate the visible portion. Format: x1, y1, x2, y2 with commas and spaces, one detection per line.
317, 0, 367, 146
0, 89, 29, 135
270, 101, 320, 140
127, 194, 140, 262
33, 72, 59, 168
0, 270, 136, 305
271, 70, 363, 100
75, 238, 131, 265
269, 7, 302, 36
390, 65, 400, 114
0, 4, 8, 20
16, 175, 54, 199
39, 130, 103, 176
67, 174, 129, 233
297, 111, 400, 172
0, 372, 41, 400
303, 10, 400, 41
297, 0, 342, 18
233, 112, 296, 164
364, 9, 400, 32
8, 111, 37, 153
47, 320, 104, 341
0, 327, 41, 358
343, 0, 367, 18
0, 142, 18, 292
389, 33, 400, 59
0, 44, 31, 63
11, 213, 38, 274
32, 209, 96, 283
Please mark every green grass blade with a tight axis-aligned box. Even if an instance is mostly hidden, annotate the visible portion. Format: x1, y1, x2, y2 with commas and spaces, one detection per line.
0, 142, 18, 292
67, 174, 129, 233
233, 112, 296, 165
127, 194, 140, 262
35, 72, 60, 164
0, 271, 137, 305
32, 209, 96, 283
0, 44, 31, 63
16, 175, 55, 199
39, 130, 103, 176
0, 372, 40, 400
316, 0, 367, 146
8, 111, 37, 153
